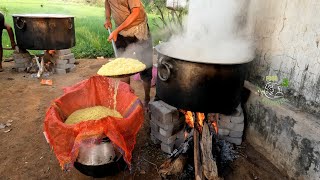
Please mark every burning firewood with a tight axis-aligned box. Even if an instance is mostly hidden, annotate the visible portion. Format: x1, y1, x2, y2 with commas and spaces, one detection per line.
159, 111, 235, 180
194, 127, 203, 180
200, 122, 219, 180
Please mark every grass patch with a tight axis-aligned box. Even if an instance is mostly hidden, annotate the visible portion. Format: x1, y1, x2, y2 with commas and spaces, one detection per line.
1, 0, 161, 58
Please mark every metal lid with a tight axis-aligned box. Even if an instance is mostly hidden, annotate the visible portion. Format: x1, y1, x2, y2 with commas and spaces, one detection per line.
12, 14, 74, 18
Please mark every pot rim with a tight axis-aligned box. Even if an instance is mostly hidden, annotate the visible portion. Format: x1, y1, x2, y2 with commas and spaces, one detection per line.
155, 43, 253, 65
12, 14, 74, 18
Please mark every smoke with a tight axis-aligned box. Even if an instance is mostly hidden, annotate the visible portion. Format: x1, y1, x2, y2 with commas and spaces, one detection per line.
160, 0, 254, 64
117, 39, 153, 68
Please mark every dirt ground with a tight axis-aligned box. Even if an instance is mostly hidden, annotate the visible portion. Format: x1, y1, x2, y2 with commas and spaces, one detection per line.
0, 59, 288, 180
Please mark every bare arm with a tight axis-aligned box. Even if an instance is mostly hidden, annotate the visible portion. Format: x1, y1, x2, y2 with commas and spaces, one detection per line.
108, 7, 140, 41
104, 0, 112, 29
4, 23, 16, 49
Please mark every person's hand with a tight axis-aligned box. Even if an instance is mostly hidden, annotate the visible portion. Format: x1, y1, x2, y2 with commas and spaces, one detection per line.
108, 30, 119, 42
104, 19, 112, 30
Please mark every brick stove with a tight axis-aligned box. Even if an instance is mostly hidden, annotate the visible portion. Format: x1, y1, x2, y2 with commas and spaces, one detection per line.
149, 100, 245, 154
149, 101, 185, 154
216, 105, 244, 145
50, 49, 76, 74
12, 48, 76, 75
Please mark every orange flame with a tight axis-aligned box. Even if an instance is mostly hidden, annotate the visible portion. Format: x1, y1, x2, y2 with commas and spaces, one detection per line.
196, 112, 205, 127
210, 113, 219, 134
182, 111, 217, 134
212, 121, 218, 134
184, 111, 194, 128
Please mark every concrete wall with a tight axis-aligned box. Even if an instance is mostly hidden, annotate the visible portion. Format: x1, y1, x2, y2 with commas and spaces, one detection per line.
243, 1, 320, 178
246, 0, 320, 117
244, 81, 320, 179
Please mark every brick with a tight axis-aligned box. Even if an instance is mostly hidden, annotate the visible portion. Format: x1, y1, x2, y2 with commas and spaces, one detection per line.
220, 136, 242, 145
68, 58, 76, 64
14, 58, 30, 64
17, 67, 26, 72
218, 128, 230, 136
232, 123, 244, 131
150, 120, 159, 132
59, 53, 74, 60
230, 104, 243, 116
161, 142, 175, 154
55, 68, 66, 75
218, 120, 234, 129
56, 63, 74, 70
158, 121, 184, 137
149, 101, 177, 124
159, 128, 169, 137
56, 63, 67, 69
150, 117, 184, 132
150, 134, 161, 144
230, 114, 244, 124
220, 114, 231, 123
15, 62, 28, 68
67, 64, 75, 69
174, 130, 185, 148
161, 101, 179, 121
55, 59, 68, 65
67, 64, 76, 72
218, 120, 244, 131
55, 49, 71, 55
151, 128, 177, 144
229, 131, 243, 138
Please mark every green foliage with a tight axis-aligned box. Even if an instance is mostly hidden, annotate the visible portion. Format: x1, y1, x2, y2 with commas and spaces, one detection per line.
148, 0, 188, 44
0, 6, 9, 15
281, 78, 289, 87
59, 0, 104, 7
0, 0, 166, 58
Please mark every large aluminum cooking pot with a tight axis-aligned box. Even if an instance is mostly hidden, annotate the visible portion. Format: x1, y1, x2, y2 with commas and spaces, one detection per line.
155, 43, 251, 114
12, 14, 75, 50
74, 137, 125, 178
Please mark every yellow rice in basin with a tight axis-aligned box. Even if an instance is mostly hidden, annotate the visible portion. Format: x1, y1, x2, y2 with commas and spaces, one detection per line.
64, 106, 122, 125
97, 58, 146, 76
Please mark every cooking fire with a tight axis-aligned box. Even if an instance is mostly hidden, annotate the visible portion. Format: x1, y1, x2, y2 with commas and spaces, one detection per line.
150, 100, 243, 179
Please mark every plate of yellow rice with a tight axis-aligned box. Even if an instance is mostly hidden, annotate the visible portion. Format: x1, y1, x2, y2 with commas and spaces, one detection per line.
97, 58, 146, 77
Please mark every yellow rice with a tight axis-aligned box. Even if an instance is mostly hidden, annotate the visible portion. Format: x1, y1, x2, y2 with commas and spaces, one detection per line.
64, 106, 122, 125
97, 58, 146, 76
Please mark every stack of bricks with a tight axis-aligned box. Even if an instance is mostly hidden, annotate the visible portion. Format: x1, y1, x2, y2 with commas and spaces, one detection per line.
216, 104, 244, 145
149, 100, 185, 154
53, 49, 76, 74
13, 51, 32, 72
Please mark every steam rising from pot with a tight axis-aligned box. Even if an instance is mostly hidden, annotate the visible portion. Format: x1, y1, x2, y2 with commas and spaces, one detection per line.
160, 0, 254, 64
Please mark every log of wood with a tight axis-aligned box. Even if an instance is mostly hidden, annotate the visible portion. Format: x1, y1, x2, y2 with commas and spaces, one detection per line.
194, 128, 203, 180
159, 154, 187, 178
200, 122, 219, 180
